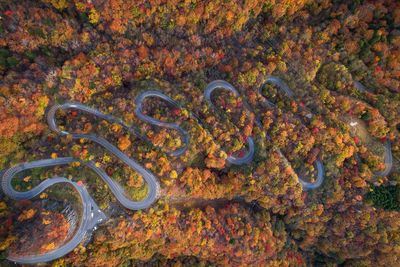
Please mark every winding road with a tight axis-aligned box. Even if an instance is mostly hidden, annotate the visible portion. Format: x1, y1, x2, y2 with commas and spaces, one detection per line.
353, 81, 393, 177
1, 78, 328, 264
1, 157, 106, 264
258, 76, 325, 190
204, 79, 325, 190
1, 103, 161, 264
47, 102, 161, 210
204, 80, 256, 165
134, 90, 190, 157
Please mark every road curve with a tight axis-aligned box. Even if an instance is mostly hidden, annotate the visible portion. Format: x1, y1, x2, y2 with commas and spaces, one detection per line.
1, 79, 329, 264
353, 81, 393, 177
47, 102, 160, 210
134, 90, 190, 157
1, 157, 106, 264
375, 140, 393, 177
204, 80, 256, 165
1, 102, 161, 264
258, 76, 325, 190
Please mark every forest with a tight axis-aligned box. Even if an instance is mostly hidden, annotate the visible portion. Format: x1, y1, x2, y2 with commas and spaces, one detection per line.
0, 0, 399, 266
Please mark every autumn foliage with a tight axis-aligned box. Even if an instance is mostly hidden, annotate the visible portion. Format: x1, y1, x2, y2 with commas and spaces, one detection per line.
0, 0, 399, 266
